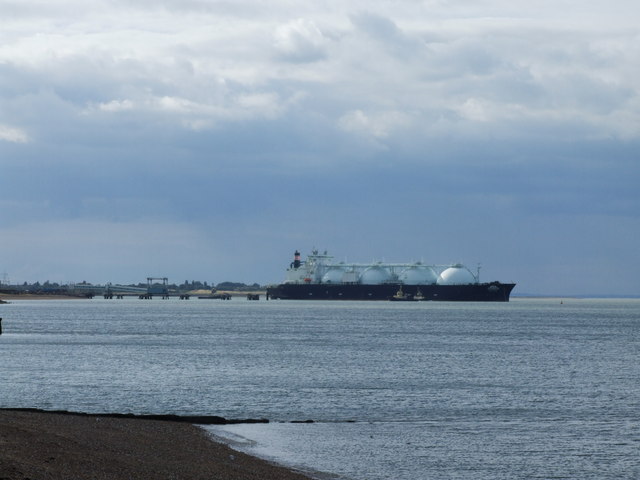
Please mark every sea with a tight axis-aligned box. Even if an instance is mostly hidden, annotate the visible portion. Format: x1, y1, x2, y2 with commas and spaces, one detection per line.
1, 297, 639, 479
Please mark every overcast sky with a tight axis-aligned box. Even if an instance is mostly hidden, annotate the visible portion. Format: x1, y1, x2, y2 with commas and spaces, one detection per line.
1, 0, 639, 295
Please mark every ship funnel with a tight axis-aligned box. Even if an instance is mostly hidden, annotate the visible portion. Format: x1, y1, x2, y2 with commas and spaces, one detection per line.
293, 250, 301, 269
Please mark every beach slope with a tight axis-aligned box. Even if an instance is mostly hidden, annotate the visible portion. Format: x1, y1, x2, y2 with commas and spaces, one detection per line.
0, 410, 313, 480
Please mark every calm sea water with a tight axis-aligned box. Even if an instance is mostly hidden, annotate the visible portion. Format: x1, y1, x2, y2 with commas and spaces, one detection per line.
1, 298, 639, 479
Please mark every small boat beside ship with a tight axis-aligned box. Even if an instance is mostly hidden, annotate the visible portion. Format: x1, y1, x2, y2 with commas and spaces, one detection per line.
266, 249, 516, 301
389, 287, 418, 302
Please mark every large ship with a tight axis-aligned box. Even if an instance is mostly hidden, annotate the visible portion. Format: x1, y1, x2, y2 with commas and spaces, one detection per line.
266, 249, 516, 301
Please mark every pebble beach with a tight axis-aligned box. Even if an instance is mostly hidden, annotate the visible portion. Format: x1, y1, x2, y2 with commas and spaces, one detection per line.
0, 409, 313, 480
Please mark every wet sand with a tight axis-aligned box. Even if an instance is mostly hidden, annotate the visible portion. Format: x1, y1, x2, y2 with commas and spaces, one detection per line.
0, 410, 314, 480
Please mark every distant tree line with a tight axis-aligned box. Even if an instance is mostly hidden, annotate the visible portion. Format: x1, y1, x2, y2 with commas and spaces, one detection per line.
133, 281, 263, 291
1, 280, 264, 294
214, 282, 262, 291
0, 281, 68, 294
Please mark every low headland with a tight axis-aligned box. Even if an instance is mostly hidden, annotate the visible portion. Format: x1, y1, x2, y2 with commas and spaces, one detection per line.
0, 408, 314, 480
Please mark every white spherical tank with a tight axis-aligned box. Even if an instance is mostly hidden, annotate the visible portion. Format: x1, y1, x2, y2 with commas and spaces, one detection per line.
322, 268, 345, 284
359, 266, 392, 285
399, 266, 437, 285
437, 265, 477, 285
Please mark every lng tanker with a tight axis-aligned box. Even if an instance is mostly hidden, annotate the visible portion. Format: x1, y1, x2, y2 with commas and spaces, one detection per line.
266, 249, 516, 301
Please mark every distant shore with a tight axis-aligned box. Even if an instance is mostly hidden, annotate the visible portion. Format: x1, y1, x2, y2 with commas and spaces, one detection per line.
0, 409, 313, 480
0, 293, 86, 301
0, 290, 266, 301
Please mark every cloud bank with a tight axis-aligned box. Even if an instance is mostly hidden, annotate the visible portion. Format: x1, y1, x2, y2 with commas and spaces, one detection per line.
1, 0, 639, 294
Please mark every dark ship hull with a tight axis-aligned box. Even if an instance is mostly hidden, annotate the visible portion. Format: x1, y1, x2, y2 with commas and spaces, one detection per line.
267, 282, 515, 302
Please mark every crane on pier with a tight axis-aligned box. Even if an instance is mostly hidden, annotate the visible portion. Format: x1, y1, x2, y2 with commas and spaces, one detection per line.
147, 277, 169, 298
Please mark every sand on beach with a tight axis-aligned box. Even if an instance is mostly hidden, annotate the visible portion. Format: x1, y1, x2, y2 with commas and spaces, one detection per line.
0, 410, 313, 480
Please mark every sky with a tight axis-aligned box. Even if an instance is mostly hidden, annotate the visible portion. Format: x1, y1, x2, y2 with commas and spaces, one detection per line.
1, 0, 639, 295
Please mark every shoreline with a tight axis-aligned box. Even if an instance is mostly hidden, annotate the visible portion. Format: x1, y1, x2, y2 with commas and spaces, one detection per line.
0, 294, 86, 301
1, 407, 271, 425
0, 290, 266, 301
0, 409, 314, 480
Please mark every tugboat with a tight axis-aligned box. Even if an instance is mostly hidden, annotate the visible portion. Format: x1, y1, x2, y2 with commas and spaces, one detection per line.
388, 286, 417, 302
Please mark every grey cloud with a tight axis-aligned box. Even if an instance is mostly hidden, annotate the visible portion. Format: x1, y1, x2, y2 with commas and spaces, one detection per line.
348, 11, 426, 58
540, 74, 634, 115
273, 19, 329, 63
0, 0, 98, 20
350, 12, 403, 40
